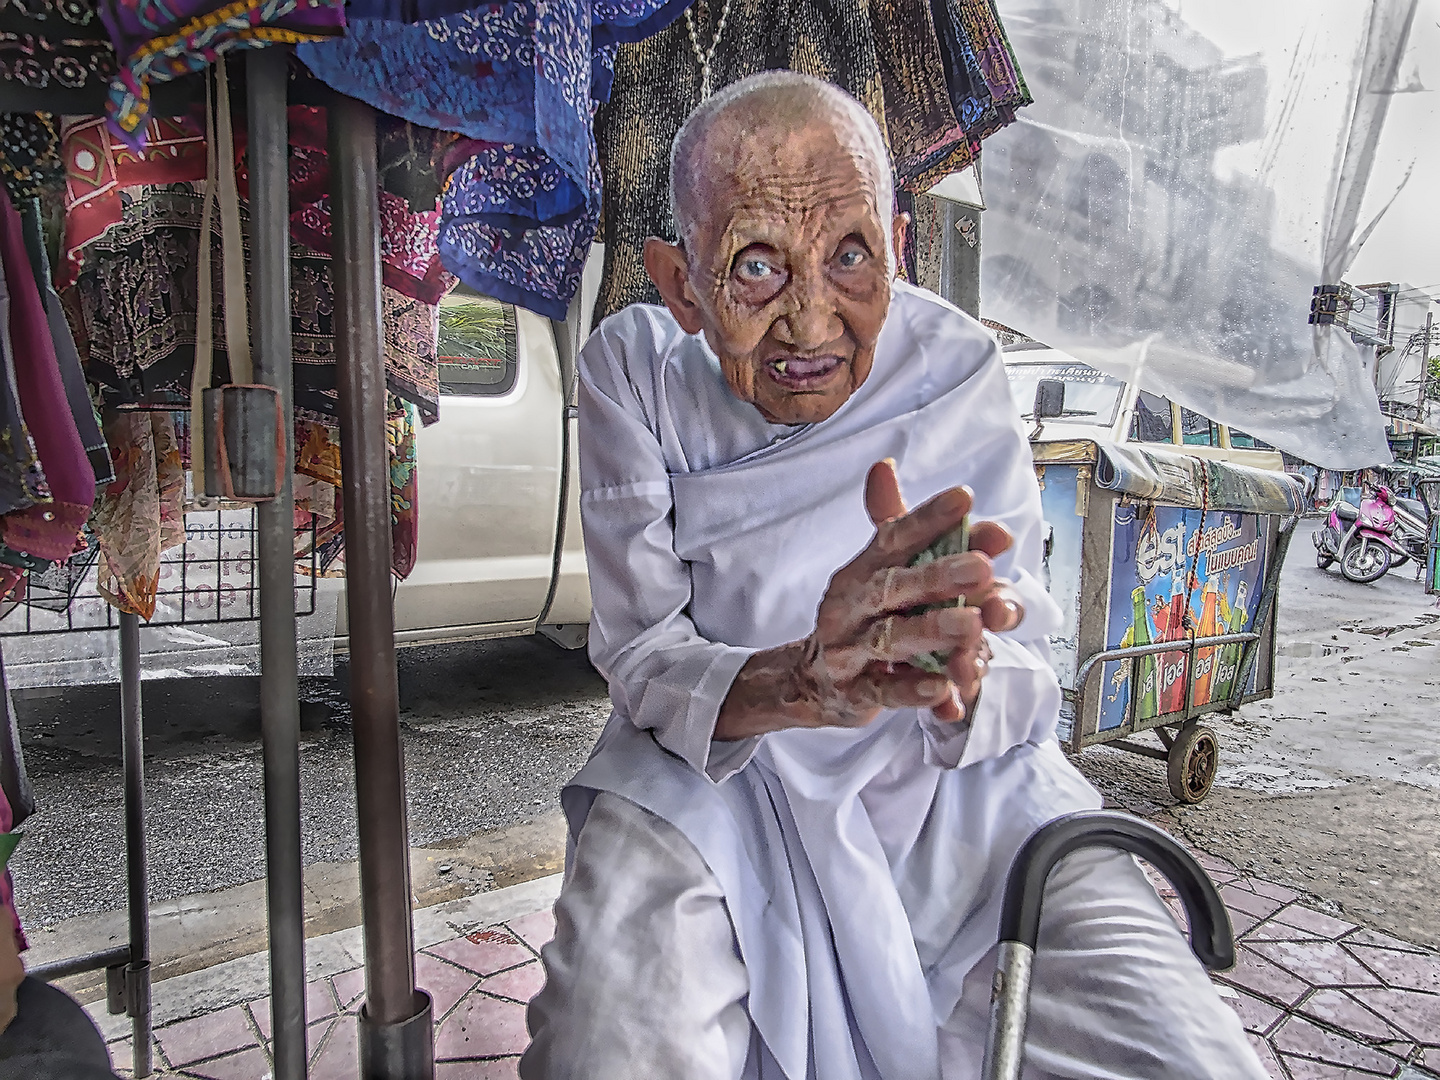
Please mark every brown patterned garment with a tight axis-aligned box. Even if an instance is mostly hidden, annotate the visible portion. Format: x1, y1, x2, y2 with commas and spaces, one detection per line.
591, 0, 1028, 322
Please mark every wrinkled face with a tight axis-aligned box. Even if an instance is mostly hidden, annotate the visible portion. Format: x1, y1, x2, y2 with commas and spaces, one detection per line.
647, 109, 906, 425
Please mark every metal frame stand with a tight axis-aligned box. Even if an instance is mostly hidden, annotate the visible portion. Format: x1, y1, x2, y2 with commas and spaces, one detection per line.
330, 95, 434, 1077
247, 48, 310, 1080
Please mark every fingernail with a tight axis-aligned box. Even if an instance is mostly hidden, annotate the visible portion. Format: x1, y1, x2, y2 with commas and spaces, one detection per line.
939, 489, 967, 513
950, 687, 964, 715
1004, 599, 1022, 623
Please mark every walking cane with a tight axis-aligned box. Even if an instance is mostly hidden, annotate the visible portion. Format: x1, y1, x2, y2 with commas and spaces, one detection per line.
980, 811, 1236, 1080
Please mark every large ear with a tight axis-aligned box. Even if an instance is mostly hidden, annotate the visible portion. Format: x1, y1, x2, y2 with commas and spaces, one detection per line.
890, 212, 910, 277
644, 238, 705, 335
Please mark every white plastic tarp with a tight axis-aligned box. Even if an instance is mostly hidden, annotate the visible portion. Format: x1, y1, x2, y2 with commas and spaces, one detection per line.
983, 0, 1424, 469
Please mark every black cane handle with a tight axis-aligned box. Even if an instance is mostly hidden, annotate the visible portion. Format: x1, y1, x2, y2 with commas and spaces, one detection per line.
997, 810, 1235, 971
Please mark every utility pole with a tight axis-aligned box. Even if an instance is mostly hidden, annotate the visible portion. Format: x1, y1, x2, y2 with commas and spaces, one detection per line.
1414, 308, 1433, 465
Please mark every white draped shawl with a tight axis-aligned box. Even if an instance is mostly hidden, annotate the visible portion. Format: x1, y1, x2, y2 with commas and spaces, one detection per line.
564, 281, 1102, 1080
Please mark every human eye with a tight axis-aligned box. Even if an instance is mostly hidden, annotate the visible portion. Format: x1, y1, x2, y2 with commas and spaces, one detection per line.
833, 235, 872, 271
733, 249, 779, 282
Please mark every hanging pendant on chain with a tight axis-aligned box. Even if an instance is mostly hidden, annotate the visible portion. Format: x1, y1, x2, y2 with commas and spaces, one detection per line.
684, 0, 732, 102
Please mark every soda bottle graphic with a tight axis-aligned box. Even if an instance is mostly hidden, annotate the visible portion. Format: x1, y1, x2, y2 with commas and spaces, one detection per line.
1191, 580, 1221, 707
1128, 585, 1159, 720
1153, 580, 1188, 715
1214, 579, 1251, 703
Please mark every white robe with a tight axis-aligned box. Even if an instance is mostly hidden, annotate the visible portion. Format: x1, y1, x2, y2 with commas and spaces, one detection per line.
542, 283, 1249, 1079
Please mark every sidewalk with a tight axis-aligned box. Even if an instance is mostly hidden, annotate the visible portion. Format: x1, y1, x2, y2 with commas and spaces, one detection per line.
92, 852, 1440, 1080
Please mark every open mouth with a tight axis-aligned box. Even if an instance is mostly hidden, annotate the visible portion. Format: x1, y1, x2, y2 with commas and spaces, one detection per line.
767, 354, 845, 390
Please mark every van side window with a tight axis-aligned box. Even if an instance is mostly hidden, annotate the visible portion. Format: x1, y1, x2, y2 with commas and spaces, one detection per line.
1179, 407, 1219, 446
1129, 391, 1173, 443
1228, 428, 1274, 450
438, 288, 519, 397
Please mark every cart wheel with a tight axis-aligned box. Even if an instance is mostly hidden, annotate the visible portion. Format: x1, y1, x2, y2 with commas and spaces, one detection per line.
1167, 725, 1219, 804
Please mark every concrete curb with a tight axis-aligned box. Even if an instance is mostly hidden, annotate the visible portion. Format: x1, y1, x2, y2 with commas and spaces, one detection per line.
86, 873, 562, 1042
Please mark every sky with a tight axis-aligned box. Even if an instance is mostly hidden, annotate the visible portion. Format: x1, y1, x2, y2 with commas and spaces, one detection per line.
1174, 0, 1439, 316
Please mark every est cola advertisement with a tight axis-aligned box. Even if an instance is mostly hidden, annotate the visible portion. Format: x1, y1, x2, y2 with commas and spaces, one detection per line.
1099, 504, 1269, 732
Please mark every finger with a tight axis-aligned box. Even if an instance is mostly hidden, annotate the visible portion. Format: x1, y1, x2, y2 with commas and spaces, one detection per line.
852, 552, 990, 622
946, 637, 991, 699
851, 486, 974, 581
967, 521, 1014, 559
851, 662, 955, 711
864, 459, 907, 526
850, 605, 985, 669
977, 582, 1025, 633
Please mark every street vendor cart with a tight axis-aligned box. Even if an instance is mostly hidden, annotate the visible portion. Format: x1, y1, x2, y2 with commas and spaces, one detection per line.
1006, 346, 1307, 803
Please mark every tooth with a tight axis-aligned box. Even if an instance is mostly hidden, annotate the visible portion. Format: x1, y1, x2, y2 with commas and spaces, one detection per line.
776, 361, 788, 374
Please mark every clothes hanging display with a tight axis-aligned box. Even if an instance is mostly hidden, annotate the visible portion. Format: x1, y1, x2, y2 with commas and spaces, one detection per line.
0, 223, 46, 519
0, 189, 92, 562
59, 111, 445, 423
295, 0, 691, 319
91, 408, 183, 618
0, 0, 115, 95
97, 0, 345, 149
591, 0, 1030, 321
0, 112, 61, 205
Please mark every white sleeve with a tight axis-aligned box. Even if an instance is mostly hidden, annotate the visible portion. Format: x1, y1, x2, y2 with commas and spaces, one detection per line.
908, 330, 1067, 770
578, 322, 759, 783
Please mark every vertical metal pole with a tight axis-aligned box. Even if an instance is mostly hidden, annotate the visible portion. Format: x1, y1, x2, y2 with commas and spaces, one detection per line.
246, 47, 309, 1080
118, 612, 152, 1078
329, 94, 434, 1076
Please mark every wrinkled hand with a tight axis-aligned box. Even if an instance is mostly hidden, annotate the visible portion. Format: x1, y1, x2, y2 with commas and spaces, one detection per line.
0, 921, 22, 1034
715, 460, 1026, 742
797, 459, 1024, 726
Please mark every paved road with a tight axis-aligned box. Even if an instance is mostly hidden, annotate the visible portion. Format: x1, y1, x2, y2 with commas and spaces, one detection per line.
10, 635, 610, 934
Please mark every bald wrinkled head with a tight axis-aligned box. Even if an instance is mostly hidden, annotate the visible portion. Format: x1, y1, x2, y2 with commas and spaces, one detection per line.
644, 72, 907, 426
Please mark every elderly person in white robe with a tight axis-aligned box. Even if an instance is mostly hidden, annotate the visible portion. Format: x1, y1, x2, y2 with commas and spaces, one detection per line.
521, 71, 1267, 1080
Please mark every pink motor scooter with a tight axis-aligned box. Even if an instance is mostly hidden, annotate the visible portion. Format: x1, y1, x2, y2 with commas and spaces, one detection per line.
1315, 486, 1406, 583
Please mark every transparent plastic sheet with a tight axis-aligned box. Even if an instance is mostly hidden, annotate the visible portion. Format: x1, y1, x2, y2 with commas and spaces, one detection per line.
982, 0, 1422, 469
0, 510, 340, 688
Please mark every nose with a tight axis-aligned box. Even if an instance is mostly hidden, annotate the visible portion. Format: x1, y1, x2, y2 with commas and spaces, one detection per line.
773, 267, 843, 351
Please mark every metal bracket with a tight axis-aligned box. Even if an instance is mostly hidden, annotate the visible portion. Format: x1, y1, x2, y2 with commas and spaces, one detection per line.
106, 964, 127, 1015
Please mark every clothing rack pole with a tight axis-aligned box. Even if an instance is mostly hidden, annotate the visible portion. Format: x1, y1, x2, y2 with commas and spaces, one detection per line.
118, 611, 153, 1078
245, 47, 311, 1080
329, 94, 435, 1076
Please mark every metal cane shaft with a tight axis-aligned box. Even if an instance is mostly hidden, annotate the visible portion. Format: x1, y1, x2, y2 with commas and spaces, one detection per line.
982, 941, 1034, 1080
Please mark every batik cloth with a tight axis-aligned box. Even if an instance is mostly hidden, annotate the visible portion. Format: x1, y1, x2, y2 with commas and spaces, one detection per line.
297, 0, 688, 320
0, 215, 47, 518
0, 113, 61, 205
0, 190, 92, 562
97, 0, 344, 150
591, 0, 1031, 321
292, 396, 419, 581
91, 409, 184, 619
0, 0, 115, 95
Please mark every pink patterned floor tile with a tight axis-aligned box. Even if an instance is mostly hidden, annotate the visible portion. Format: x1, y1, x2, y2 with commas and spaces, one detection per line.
1345, 945, 1440, 994
481, 961, 547, 1004
434, 993, 531, 1060
332, 967, 366, 1010
1346, 987, 1440, 1045
186, 1046, 273, 1080
1247, 919, 1331, 944
1251, 941, 1384, 988
1343, 930, 1430, 955
1279, 1055, 1395, 1079
426, 930, 535, 977
1297, 990, 1409, 1043
1272, 906, 1359, 941
436, 1059, 521, 1079
155, 1005, 260, 1068
1224, 885, 1289, 921
310, 1014, 358, 1080
1270, 1016, 1404, 1074
248, 980, 340, 1040
1218, 946, 1314, 1008
1221, 985, 1286, 1035
1231, 910, 1264, 938
417, 952, 483, 1019
507, 908, 557, 953
1248, 1034, 1286, 1080
1244, 879, 1304, 904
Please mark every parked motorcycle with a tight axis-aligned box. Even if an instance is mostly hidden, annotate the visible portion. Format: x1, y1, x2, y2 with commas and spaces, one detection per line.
1313, 487, 1423, 583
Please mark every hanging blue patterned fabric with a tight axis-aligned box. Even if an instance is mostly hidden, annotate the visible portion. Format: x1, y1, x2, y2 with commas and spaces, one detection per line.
296, 0, 688, 319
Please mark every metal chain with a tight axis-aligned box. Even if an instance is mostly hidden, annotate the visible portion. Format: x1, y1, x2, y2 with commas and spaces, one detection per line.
684, 0, 734, 100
